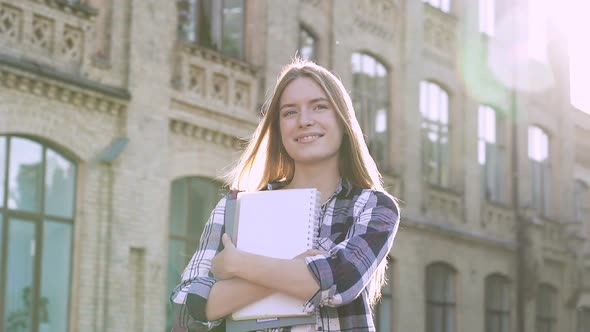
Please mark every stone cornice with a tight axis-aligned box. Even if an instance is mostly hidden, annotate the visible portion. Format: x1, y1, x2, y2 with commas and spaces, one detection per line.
25, 0, 98, 19
178, 40, 258, 76
0, 57, 128, 116
169, 118, 246, 150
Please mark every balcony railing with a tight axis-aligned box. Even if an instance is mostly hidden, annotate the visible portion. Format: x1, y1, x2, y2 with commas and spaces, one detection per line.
540, 216, 567, 255
425, 186, 464, 225
0, 0, 97, 74
171, 42, 259, 125
481, 202, 517, 242
422, 3, 457, 65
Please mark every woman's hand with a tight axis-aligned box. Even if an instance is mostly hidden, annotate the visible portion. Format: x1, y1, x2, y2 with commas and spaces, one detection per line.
293, 249, 329, 260
211, 234, 240, 280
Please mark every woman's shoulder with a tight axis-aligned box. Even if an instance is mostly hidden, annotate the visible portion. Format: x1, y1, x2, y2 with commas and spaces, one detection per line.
353, 187, 400, 216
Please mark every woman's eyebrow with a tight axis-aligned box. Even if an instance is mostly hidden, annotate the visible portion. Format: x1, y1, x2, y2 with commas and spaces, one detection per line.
279, 97, 329, 111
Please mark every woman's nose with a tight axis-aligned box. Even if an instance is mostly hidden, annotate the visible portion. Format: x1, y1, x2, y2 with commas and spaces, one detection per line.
298, 109, 314, 127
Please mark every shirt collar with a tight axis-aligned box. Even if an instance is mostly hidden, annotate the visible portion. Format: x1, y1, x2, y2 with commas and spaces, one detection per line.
265, 178, 354, 197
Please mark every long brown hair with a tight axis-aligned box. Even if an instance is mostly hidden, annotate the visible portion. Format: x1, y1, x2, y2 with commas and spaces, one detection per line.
223, 59, 389, 306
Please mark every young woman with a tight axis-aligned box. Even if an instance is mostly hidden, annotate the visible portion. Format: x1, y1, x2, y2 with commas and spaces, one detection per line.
171, 59, 400, 331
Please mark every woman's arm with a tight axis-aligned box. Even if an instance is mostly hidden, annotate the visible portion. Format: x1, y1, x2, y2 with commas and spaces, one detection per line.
205, 278, 273, 320
212, 234, 324, 301
206, 248, 328, 320
211, 190, 399, 308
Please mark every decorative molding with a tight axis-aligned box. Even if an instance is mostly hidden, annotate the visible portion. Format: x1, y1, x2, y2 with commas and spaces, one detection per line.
169, 118, 245, 150
23, 0, 98, 19
0, 1, 95, 75
423, 3, 456, 64
0, 64, 127, 115
179, 41, 257, 76
353, 0, 396, 40
172, 41, 259, 124
402, 213, 517, 252
425, 185, 464, 224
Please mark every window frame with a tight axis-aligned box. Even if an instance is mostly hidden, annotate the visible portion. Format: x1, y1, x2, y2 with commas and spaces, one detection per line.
166, 176, 223, 331
423, 0, 451, 13
176, 0, 246, 59
298, 24, 317, 62
0, 134, 77, 332
375, 256, 394, 331
420, 80, 451, 187
485, 274, 512, 332
478, 105, 506, 203
578, 306, 590, 332
479, 0, 496, 36
426, 262, 456, 332
536, 284, 558, 332
351, 52, 391, 170
528, 126, 551, 216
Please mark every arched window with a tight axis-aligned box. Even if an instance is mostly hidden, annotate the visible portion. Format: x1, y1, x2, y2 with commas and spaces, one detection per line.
528, 126, 551, 216
0, 135, 77, 332
177, 0, 245, 59
536, 284, 558, 332
299, 25, 317, 62
376, 257, 393, 331
578, 306, 590, 332
478, 105, 507, 203
426, 262, 456, 332
165, 176, 223, 330
423, 0, 451, 13
420, 81, 450, 187
485, 274, 512, 332
574, 180, 589, 223
351, 52, 390, 169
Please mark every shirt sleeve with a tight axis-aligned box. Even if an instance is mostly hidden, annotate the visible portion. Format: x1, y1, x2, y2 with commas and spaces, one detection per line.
304, 190, 400, 307
169, 196, 227, 330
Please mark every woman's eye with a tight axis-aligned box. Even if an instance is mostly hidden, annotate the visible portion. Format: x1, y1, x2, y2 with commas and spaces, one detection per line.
283, 110, 297, 117
313, 104, 328, 111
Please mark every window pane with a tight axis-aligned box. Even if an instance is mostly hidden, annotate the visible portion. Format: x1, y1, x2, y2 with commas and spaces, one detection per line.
375, 109, 387, 133
40, 220, 72, 332
8, 138, 43, 212
378, 297, 392, 331
4, 219, 35, 332
188, 178, 220, 236
299, 28, 315, 61
0, 136, 5, 207
45, 149, 76, 218
222, 0, 244, 58
177, 0, 198, 41
446, 307, 456, 332
169, 180, 188, 236
166, 238, 186, 331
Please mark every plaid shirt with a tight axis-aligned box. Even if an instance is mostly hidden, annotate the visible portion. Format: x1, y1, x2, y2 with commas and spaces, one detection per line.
170, 179, 400, 331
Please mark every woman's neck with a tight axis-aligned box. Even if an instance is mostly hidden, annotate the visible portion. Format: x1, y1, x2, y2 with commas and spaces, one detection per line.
286, 163, 341, 203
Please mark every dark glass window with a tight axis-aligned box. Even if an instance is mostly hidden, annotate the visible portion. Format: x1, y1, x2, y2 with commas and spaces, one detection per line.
299, 26, 316, 61
426, 263, 456, 332
166, 177, 222, 330
485, 274, 511, 332
352, 52, 390, 169
536, 284, 557, 332
177, 0, 245, 59
420, 81, 450, 187
1, 135, 76, 332
528, 126, 551, 216
376, 257, 393, 331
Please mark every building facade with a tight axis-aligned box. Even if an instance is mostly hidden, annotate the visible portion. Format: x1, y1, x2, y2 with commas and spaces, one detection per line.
0, 0, 589, 331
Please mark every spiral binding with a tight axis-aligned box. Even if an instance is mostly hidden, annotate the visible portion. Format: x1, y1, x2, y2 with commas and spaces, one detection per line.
308, 189, 322, 249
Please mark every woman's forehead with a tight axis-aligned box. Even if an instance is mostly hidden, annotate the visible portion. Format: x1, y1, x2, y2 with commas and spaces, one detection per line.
280, 77, 328, 104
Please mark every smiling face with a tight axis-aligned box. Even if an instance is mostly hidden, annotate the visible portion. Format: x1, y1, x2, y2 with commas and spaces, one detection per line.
278, 77, 344, 167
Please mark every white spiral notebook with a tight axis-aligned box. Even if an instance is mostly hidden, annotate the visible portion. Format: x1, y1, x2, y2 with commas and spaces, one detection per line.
230, 188, 321, 321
